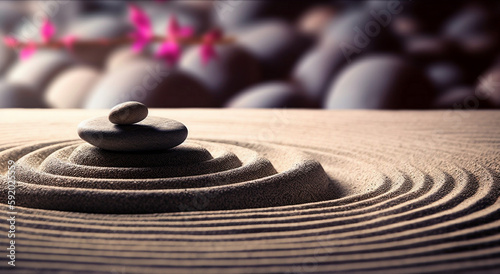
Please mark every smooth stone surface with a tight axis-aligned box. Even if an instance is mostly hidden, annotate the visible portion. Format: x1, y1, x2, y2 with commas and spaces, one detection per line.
5, 51, 75, 94
390, 15, 421, 38
85, 59, 216, 108
236, 20, 313, 80
212, 1, 319, 30
226, 82, 315, 108
442, 5, 495, 41
292, 44, 347, 103
0, 81, 46, 108
320, 10, 400, 57
106, 46, 151, 72
476, 66, 500, 108
404, 35, 454, 63
426, 62, 466, 93
77, 116, 188, 152
0, 2, 24, 33
147, 4, 210, 37
397, 1, 460, 33
432, 86, 489, 109
108, 101, 148, 125
45, 66, 101, 108
0, 42, 15, 77
179, 45, 261, 104
62, 15, 131, 67
297, 5, 337, 37
325, 55, 434, 109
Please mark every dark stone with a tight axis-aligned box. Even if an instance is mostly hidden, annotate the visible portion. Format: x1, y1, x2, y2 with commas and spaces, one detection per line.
147, 4, 211, 37
85, 59, 216, 108
292, 44, 347, 103
179, 45, 261, 105
403, 36, 455, 64
432, 86, 489, 109
297, 5, 337, 37
62, 15, 131, 67
0, 42, 15, 77
212, 0, 322, 30
0, 2, 24, 33
226, 82, 315, 108
109, 101, 148, 125
0, 81, 45, 108
426, 62, 466, 93
442, 5, 497, 41
5, 51, 74, 94
106, 47, 151, 72
324, 55, 434, 109
45, 66, 100, 108
236, 20, 313, 80
476, 65, 500, 108
77, 116, 188, 152
397, 1, 463, 33
441, 5, 500, 75
320, 10, 401, 61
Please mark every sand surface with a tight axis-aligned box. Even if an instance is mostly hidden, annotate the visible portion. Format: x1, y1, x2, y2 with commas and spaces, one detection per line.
0, 109, 499, 273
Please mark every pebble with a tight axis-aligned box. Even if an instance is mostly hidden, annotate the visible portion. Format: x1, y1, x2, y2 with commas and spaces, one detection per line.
5, 51, 74, 94
78, 116, 188, 152
212, 1, 314, 30
432, 86, 483, 109
0, 42, 15, 77
0, 81, 46, 108
324, 55, 434, 109
292, 44, 347, 103
62, 15, 131, 67
109, 101, 148, 125
425, 62, 466, 93
84, 59, 215, 108
236, 20, 313, 80
179, 45, 261, 105
476, 66, 500, 108
297, 5, 337, 37
45, 66, 100, 108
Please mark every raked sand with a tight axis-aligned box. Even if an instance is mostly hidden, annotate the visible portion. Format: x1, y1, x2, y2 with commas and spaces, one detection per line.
0, 109, 499, 273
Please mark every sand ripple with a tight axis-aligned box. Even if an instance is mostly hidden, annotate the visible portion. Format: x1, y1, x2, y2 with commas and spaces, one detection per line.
0, 109, 499, 273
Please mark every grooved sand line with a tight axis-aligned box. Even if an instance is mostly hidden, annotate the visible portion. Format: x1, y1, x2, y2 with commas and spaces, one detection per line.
0, 109, 499, 273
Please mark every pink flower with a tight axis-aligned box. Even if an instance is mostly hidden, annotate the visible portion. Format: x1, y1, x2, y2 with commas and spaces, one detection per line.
200, 43, 217, 66
199, 29, 223, 65
41, 18, 55, 43
61, 35, 77, 50
156, 41, 181, 65
129, 4, 153, 53
154, 16, 193, 65
20, 42, 36, 60
3, 36, 18, 48
167, 16, 193, 39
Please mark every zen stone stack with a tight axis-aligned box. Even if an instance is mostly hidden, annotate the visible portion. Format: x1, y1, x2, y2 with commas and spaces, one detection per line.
78, 101, 188, 151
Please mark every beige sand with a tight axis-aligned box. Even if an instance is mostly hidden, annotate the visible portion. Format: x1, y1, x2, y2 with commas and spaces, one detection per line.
0, 109, 499, 273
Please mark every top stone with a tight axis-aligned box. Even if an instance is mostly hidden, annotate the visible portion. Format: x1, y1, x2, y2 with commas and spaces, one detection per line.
109, 101, 148, 125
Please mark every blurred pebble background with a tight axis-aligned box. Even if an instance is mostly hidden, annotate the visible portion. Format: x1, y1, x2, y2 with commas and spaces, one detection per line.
0, 0, 499, 109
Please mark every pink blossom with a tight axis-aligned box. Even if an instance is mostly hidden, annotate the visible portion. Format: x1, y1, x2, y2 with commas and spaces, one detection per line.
129, 4, 153, 53
156, 41, 181, 65
61, 35, 77, 50
199, 29, 223, 65
167, 16, 193, 39
20, 42, 36, 60
3, 36, 18, 48
41, 18, 55, 43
